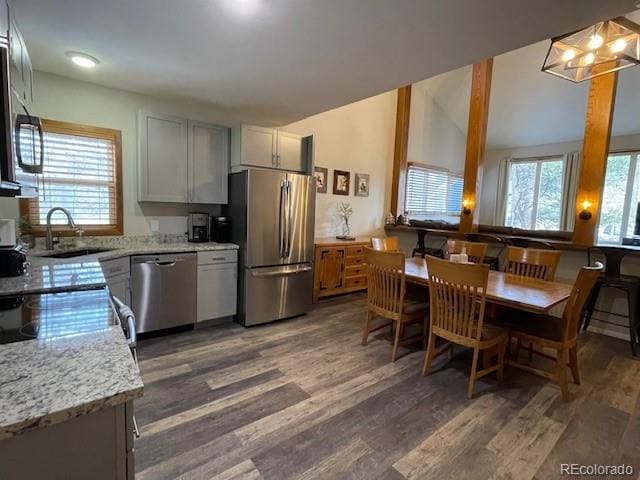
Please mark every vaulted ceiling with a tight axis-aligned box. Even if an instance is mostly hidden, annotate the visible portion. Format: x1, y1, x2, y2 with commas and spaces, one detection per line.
416, 10, 640, 150
14, 0, 639, 125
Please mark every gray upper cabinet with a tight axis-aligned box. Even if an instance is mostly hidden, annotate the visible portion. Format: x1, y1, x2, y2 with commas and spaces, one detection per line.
276, 130, 304, 171
188, 121, 228, 204
138, 111, 229, 204
7, 3, 33, 110
231, 124, 310, 173
238, 124, 275, 168
138, 112, 189, 203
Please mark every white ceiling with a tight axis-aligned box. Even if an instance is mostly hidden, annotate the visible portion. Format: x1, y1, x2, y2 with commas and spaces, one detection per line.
417, 10, 640, 150
13, 0, 639, 126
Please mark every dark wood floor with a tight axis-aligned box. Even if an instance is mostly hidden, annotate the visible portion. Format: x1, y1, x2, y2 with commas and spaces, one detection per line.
134, 293, 640, 480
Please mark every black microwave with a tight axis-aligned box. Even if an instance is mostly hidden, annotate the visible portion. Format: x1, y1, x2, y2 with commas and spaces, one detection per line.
0, 44, 42, 197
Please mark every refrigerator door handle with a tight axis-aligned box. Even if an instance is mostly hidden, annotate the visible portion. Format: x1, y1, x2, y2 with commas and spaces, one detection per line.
278, 179, 286, 258
251, 265, 313, 277
285, 179, 292, 258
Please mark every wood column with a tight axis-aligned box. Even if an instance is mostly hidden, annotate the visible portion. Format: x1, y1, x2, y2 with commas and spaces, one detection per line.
572, 71, 618, 246
390, 85, 411, 218
459, 59, 493, 234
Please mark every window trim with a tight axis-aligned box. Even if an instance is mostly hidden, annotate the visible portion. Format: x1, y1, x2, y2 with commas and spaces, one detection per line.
404, 162, 463, 216
596, 150, 640, 245
503, 155, 567, 231
19, 119, 124, 237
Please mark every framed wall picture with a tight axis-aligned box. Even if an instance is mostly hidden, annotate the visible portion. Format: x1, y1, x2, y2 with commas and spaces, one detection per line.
332, 170, 350, 196
314, 166, 328, 194
354, 173, 370, 197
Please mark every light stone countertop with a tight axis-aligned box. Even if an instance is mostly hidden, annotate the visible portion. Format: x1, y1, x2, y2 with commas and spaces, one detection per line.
0, 239, 237, 439
0, 325, 144, 440
0, 241, 238, 296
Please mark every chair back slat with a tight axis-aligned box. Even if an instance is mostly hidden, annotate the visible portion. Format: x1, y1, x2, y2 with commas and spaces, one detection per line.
426, 255, 489, 341
563, 262, 604, 340
365, 247, 406, 320
506, 246, 561, 281
371, 236, 400, 252
445, 239, 488, 264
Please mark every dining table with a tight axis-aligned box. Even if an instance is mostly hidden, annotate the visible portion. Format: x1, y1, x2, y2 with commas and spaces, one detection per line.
404, 257, 573, 314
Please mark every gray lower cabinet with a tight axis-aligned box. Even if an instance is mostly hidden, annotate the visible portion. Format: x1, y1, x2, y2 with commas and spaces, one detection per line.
138, 111, 229, 204
0, 401, 135, 480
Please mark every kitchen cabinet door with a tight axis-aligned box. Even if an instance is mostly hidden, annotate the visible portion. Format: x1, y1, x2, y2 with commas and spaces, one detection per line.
197, 264, 237, 322
317, 247, 345, 291
138, 111, 188, 202
239, 125, 275, 168
276, 130, 303, 172
188, 122, 229, 204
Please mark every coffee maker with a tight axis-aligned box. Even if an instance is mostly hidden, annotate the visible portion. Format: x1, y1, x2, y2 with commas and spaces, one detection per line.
188, 213, 209, 242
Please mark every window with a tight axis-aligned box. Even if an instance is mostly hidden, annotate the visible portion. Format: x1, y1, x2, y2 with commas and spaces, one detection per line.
20, 119, 123, 236
504, 157, 566, 230
597, 151, 640, 244
404, 163, 463, 216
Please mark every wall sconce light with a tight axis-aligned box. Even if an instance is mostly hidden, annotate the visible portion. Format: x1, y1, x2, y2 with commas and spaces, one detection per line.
462, 199, 472, 215
579, 200, 592, 220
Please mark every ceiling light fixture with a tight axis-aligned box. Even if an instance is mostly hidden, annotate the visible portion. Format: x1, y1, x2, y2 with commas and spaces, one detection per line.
542, 16, 640, 82
66, 51, 99, 69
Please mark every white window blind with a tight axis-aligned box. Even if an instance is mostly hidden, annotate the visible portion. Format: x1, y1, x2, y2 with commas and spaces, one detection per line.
25, 121, 121, 232
405, 163, 463, 215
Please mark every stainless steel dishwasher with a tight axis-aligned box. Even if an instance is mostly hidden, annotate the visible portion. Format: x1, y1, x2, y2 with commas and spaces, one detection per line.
131, 253, 196, 333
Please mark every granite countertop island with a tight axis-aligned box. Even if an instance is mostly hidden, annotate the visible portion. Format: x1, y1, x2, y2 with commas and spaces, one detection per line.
0, 326, 143, 440
0, 238, 238, 439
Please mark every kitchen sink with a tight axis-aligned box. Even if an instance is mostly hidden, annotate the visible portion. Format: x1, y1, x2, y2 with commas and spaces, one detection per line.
42, 248, 113, 258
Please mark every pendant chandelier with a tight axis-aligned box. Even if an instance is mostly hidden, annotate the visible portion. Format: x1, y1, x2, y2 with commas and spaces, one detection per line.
542, 16, 640, 82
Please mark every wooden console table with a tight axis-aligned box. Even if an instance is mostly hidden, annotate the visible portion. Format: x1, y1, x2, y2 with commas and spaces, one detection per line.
313, 237, 370, 303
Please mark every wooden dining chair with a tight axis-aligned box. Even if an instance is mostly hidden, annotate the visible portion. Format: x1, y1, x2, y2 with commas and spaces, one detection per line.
445, 239, 488, 264
422, 255, 508, 399
363, 247, 428, 362
506, 246, 561, 281
506, 262, 604, 401
371, 236, 400, 252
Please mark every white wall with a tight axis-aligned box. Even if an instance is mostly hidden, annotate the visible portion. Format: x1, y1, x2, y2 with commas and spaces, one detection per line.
407, 84, 466, 172
0, 70, 252, 235
480, 133, 640, 225
284, 91, 397, 238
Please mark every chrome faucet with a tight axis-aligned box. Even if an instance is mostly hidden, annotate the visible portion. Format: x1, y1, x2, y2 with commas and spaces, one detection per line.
45, 207, 78, 250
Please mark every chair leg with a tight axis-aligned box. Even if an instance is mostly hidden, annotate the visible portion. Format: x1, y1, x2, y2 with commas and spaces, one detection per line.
468, 347, 480, 399
513, 338, 521, 360
422, 331, 436, 376
568, 346, 580, 385
556, 348, 571, 401
391, 320, 402, 362
362, 310, 372, 346
497, 339, 506, 382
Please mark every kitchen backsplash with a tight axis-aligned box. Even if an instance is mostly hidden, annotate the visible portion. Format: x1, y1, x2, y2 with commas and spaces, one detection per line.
28, 234, 190, 251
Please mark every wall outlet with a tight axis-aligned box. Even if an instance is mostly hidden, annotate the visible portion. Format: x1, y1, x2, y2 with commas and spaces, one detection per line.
149, 219, 159, 232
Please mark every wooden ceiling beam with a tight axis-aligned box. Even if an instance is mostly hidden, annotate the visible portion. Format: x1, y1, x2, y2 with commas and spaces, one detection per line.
460, 59, 493, 234
572, 69, 618, 246
390, 85, 412, 218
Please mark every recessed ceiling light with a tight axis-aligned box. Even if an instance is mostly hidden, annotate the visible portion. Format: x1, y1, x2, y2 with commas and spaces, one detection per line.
66, 52, 99, 69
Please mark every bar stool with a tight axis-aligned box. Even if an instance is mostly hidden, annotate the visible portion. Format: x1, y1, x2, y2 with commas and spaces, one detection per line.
582, 246, 640, 356
411, 229, 445, 258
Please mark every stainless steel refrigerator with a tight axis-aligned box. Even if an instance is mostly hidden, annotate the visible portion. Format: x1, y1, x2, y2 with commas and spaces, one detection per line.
229, 169, 315, 326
